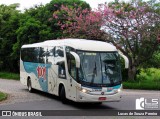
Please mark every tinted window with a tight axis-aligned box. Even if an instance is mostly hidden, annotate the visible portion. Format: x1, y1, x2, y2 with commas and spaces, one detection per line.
39, 47, 45, 63
54, 46, 64, 57
21, 48, 39, 63
46, 47, 54, 64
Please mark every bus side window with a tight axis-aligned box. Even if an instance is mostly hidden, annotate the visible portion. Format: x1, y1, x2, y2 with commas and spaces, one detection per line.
58, 61, 66, 79
46, 47, 54, 64
54, 46, 64, 57
39, 47, 45, 63
32, 48, 39, 63
21, 48, 39, 63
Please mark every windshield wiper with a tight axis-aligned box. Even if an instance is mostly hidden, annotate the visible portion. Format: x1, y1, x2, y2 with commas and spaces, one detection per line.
91, 62, 97, 83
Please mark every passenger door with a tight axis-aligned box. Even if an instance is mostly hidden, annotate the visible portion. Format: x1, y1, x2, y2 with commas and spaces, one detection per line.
54, 46, 68, 96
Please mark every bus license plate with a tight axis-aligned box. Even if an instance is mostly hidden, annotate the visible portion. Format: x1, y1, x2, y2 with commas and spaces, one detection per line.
99, 97, 106, 100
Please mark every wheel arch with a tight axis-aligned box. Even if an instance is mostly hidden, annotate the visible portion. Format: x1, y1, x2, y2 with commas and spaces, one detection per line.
27, 76, 31, 86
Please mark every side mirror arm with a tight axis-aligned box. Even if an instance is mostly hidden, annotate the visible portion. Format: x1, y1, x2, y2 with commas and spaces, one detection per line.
118, 51, 129, 69
70, 51, 80, 68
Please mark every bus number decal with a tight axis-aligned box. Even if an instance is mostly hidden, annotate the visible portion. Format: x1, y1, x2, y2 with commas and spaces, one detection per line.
37, 66, 46, 80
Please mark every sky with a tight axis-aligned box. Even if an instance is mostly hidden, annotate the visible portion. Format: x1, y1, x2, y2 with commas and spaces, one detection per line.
0, 0, 114, 11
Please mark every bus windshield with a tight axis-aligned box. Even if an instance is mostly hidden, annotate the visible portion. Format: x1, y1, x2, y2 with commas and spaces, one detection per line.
77, 51, 122, 87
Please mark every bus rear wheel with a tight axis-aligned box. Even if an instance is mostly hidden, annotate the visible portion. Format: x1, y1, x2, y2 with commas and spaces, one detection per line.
27, 78, 33, 93
60, 86, 67, 104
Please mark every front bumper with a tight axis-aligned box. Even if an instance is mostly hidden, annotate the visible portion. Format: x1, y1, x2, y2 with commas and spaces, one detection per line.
76, 91, 122, 102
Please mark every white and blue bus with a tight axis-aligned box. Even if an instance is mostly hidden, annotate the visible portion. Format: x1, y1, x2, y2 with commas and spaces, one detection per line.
20, 39, 128, 103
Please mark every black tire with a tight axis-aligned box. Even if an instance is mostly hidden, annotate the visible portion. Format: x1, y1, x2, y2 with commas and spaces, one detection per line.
60, 86, 67, 104
27, 78, 33, 93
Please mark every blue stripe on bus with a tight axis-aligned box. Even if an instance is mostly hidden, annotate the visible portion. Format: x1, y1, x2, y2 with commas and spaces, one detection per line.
23, 62, 51, 92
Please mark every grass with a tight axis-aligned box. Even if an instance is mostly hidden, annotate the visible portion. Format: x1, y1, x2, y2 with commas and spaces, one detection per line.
123, 80, 160, 90
123, 68, 160, 90
0, 91, 7, 101
0, 72, 19, 80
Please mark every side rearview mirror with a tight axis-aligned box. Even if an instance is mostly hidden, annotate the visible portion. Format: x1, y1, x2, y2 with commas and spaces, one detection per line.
118, 51, 129, 69
70, 51, 80, 68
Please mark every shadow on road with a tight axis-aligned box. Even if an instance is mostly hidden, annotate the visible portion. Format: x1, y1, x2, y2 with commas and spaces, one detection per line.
22, 89, 115, 110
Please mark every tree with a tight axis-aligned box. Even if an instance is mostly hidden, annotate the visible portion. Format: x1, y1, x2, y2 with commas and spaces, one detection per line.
11, 0, 90, 72
53, 4, 103, 40
16, 0, 90, 43
12, 16, 53, 68
102, 0, 160, 80
0, 4, 21, 72
53, 0, 160, 80
50, 0, 90, 38
141, 46, 160, 68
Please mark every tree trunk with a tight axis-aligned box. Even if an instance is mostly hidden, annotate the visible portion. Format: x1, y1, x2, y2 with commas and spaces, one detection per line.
128, 66, 137, 80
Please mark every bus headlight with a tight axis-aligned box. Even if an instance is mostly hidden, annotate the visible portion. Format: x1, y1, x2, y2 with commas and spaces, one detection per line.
81, 88, 91, 93
76, 86, 91, 93
82, 89, 87, 93
118, 88, 121, 92
114, 88, 121, 93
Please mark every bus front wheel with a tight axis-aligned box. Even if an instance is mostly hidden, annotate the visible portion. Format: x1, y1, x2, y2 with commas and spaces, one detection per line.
60, 86, 67, 104
27, 78, 33, 93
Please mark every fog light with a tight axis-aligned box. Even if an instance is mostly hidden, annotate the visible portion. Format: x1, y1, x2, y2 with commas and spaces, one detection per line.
118, 89, 121, 92
79, 95, 83, 99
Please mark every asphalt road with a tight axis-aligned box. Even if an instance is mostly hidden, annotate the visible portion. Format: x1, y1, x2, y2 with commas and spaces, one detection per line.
0, 79, 160, 119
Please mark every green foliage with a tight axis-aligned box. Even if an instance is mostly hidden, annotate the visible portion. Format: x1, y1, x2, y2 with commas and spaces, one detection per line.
0, 72, 19, 80
0, 4, 21, 72
141, 50, 160, 68
0, 0, 159, 84
123, 68, 160, 90
0, 0, 90, 73
0, 92, 7, 101
46, 0, 90, 12
136, 68, 160, 82
123, 81, 160, 90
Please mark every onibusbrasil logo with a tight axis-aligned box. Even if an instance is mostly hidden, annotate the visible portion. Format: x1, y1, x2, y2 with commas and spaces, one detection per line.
136, 97, 159, 110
